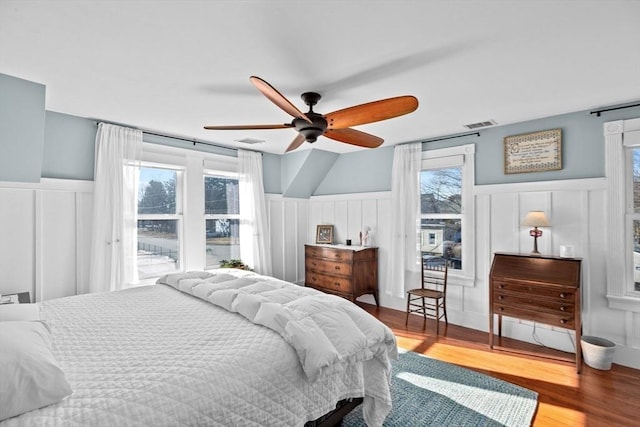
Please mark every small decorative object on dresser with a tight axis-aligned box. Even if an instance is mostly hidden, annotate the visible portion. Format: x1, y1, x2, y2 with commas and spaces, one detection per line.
0, 292, 31, 304
489, 252, 582, 373
315, 225, 334, 244
304, 244, 379, 306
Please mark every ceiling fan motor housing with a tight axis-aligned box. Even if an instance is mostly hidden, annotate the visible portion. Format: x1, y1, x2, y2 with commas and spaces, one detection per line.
294, 112, 327, 142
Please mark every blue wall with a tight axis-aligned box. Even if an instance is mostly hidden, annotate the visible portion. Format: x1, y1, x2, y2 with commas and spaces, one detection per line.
0, 74, 46, 183
2, 73, 640, 194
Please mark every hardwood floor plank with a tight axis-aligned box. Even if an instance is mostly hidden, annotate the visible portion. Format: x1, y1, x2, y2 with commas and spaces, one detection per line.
360, 303, 640, 427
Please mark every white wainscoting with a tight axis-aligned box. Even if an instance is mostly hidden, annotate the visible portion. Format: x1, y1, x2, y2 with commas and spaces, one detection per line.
0, 179, 93, 301
299, 178, 639, 369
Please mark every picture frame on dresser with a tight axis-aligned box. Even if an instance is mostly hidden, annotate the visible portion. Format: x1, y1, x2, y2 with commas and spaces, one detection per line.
316, 225, 334, 244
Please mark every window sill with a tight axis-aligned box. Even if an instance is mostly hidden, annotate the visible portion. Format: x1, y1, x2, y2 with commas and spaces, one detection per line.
607, 295, 640, 313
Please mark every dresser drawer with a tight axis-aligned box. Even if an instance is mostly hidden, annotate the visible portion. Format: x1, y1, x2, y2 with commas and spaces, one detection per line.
305, 259, 353, 277
305, 272, 352, 293
305, 245, 354, 262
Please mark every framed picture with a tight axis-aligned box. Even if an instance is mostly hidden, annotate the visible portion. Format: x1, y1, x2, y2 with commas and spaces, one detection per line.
316, 225, 334, 244
504, 128, 562, 174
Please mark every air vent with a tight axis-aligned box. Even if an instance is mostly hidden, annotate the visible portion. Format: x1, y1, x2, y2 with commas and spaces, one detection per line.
234, 137, 265, 145
463, 119, 497, 130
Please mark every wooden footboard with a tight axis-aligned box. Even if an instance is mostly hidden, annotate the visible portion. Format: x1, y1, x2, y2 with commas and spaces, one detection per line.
305, 397, 363, 427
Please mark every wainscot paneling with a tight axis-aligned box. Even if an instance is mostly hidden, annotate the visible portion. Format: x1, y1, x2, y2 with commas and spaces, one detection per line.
0, 179, 93, 301
476, 177, 639, 369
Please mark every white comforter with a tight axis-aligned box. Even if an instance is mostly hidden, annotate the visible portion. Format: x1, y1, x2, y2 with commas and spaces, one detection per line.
2, 269, 395, 427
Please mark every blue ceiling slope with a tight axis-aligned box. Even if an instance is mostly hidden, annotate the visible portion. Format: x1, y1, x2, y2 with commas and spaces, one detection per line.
281, 149, 339, 198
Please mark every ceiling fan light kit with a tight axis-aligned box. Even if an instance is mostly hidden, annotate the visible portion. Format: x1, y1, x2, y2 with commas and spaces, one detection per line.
204, 76, 418, 153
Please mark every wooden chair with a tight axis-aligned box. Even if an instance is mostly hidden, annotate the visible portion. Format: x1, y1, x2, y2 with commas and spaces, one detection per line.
405, 259, 448, 334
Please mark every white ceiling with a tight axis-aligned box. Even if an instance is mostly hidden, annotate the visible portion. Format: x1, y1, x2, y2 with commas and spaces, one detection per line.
1, 0, 639, 155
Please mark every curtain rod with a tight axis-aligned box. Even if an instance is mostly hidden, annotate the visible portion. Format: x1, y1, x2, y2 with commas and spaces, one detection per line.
93, 120, 240, 153
589, 102, 640, 117
422, 132, 480, 143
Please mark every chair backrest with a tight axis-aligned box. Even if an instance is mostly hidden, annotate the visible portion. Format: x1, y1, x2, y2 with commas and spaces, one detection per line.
422, 258, 448, 293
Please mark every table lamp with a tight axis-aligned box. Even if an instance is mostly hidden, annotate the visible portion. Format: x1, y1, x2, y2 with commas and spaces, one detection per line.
522, 211, 550, 255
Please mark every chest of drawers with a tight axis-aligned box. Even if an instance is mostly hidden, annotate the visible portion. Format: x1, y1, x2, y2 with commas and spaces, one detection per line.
489, 252, 582, 372
304, 244, 378, 306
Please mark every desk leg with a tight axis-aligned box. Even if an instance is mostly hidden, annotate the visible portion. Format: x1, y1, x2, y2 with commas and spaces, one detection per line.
489, 313, 494, 348
498, 315, 502, 338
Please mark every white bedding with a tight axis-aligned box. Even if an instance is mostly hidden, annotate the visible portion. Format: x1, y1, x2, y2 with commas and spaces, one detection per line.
1, 270, 395, 426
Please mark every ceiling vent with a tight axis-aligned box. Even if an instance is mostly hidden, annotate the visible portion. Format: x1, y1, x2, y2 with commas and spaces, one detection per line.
234, 137, 265, 145
463, 119, 497, 130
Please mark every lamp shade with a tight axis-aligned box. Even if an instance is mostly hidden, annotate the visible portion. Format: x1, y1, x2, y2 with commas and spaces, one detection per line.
522, 211, 550, 227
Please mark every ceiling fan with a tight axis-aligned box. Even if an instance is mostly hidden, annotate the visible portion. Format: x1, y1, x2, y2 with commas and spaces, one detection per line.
204, 76, 419, 152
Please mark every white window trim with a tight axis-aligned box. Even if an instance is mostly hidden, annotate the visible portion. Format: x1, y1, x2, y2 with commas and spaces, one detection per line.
421, 143, 475, 286
137, 142, 240, 273
604, 118, 640, 312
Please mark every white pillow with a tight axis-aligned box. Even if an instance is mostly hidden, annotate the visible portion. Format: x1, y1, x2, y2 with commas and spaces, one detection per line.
0, 303, 41, 322
0, 321, 72, 421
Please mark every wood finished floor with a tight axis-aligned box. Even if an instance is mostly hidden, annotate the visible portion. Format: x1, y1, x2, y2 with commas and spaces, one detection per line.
359, 303, 640, 427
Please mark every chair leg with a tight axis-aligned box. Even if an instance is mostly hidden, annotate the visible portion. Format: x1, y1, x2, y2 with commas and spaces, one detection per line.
405, 295, 410, 326
421, 297, 426, 329
443, 299, 448, 326
435, 303, 440, 335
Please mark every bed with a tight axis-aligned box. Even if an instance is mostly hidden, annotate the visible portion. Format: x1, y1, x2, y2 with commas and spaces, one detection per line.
0, 269, 397, 426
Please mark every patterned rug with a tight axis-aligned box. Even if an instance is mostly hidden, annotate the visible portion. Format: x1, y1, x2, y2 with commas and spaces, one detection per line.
343, 350, 538, 427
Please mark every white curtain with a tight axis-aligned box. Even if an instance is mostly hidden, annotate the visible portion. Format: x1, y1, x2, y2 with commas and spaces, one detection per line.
386, 142, 422, 298
238, 150, 273, 276
89, 123, 142, 293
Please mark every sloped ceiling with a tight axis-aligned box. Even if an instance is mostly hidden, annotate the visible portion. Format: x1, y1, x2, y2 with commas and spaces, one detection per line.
1, 1, 639, 155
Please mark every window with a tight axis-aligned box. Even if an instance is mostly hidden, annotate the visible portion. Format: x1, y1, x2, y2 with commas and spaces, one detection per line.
604, 117, 640, 312
632, 148, 640, 292
137, 166, 182, 278
204, 173, 240, 268
420, 144, 475, 282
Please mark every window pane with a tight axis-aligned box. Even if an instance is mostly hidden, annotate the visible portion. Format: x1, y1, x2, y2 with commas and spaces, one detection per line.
206, 218, 240, 267
205, 176, 239, 215
138, 167, 177, 214
421, 218, 461, 270
421, 167, 462, 214
633, 148, 640, 213
137, 219, 179, 277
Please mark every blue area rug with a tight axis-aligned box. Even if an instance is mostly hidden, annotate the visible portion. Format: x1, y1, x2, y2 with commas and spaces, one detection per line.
344, 350, 538, 427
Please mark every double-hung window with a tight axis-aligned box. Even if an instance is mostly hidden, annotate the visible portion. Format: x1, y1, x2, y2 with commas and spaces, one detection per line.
604, 117, 640, 311
420, 144, 475, 283
204, 171, 240, 268
137, 164, 183, 279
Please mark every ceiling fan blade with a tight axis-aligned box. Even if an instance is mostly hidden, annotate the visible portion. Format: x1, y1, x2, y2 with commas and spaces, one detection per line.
285, 133, 306, 153
324, 128, 383, 149
325, 95, 418, 129
250, 76, 312, 123
204, 123, 292, 130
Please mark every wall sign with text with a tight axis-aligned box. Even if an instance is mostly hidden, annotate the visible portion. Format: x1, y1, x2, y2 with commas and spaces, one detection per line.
504, 128, 562, 174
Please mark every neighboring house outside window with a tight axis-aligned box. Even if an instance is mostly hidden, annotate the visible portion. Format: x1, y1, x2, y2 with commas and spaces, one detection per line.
420, 144, 475, 284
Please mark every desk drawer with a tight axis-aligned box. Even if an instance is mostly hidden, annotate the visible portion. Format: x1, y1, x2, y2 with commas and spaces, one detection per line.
494, 281, 576, 301
493, 292, 575, 315
494, 304, 575, 328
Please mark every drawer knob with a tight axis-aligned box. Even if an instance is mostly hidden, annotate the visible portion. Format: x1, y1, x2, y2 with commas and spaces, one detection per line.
560, 319, 568, 324
499, 307, 504, 311
560, 306, 567, 312
334, 282, 340, 287
334, 266, 341, 271
499, 284, 504, 289
497, 296, 504, 300
560, 293, 566, 298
